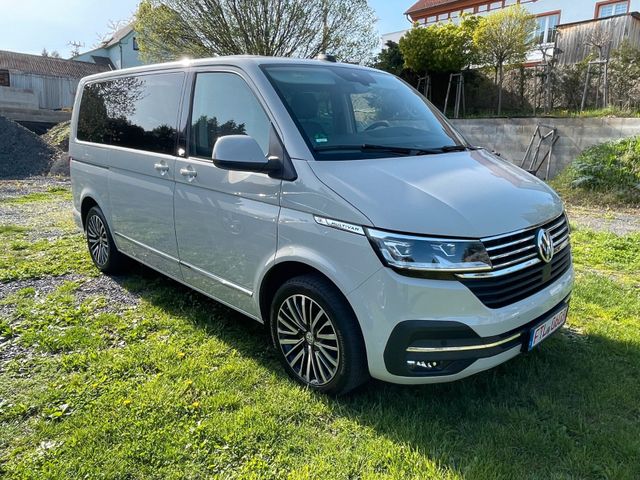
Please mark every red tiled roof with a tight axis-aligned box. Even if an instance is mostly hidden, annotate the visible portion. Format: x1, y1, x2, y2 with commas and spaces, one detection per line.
405, 0, 462, 15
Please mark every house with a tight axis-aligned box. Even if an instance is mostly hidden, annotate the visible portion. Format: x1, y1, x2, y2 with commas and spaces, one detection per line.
72, 23, 143, 70
382, 0, 640, 63
0, 50, 109, 129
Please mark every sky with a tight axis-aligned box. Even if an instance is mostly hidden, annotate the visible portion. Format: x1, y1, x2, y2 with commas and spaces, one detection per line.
0, 0, 411, 58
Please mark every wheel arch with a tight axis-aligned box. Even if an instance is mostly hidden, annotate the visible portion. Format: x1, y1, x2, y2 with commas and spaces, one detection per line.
80, 196, 99, 229
258, 260, 368, 359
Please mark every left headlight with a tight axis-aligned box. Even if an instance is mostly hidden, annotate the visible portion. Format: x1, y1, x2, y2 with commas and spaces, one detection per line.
366, 228, 492, 273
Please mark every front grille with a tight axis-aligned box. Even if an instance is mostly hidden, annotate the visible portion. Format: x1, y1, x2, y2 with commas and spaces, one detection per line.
460, 214, 572, 309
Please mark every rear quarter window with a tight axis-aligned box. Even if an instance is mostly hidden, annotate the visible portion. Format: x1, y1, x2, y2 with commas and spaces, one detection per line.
77, 72, 184, 155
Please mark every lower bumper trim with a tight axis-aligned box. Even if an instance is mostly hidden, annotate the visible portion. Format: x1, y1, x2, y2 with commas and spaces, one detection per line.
406, 332, 522, 353
384, 295, 570, 377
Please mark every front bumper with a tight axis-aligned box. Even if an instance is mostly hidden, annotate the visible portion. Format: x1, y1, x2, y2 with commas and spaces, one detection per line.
384, 298, 569, 377
347, 264, 574, 385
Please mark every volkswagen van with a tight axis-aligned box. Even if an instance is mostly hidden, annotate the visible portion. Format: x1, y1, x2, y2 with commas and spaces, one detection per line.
70, 57, 573, 394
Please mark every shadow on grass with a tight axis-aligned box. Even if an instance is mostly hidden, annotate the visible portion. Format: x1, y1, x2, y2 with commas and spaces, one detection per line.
113, 262, 640, 478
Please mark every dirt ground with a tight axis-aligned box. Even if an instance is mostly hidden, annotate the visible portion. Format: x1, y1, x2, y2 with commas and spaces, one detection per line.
565, 205, 640, 236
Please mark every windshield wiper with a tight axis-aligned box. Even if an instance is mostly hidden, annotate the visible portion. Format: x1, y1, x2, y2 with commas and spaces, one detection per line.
439, 145, 477, 152
313, 144, 477, 156
314, 144, 416, 155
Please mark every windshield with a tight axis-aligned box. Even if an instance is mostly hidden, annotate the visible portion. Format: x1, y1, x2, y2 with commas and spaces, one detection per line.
262, 64, 468, 160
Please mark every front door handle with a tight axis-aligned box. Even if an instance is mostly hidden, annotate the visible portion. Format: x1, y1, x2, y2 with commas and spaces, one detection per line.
180, 166, 197, 182
154, 162, 170, 175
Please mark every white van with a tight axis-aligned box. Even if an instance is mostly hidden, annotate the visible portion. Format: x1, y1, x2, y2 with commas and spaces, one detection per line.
70, 57, 573, 394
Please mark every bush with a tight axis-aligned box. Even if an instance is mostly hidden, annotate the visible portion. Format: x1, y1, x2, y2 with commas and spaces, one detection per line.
554, 136, 640, 205
41, 121, 70, 152
609, 41, 640, 110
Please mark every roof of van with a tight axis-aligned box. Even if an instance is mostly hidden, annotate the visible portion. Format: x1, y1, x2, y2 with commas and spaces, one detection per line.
78, 55, 378, 82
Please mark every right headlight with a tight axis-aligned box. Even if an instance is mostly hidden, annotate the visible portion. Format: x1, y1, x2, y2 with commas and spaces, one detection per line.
366, 228, 492, 273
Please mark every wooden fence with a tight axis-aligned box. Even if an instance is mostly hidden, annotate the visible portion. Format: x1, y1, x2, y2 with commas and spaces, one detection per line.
555, 13, 640, 65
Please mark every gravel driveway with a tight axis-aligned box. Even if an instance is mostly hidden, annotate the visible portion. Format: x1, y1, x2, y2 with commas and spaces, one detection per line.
0, 177, 140, 365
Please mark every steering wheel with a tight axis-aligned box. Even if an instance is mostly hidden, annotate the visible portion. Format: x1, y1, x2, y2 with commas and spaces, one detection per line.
365, 121, 391, 132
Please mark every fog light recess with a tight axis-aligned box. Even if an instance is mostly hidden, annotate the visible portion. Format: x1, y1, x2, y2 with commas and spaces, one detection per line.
406, 360, 449, 373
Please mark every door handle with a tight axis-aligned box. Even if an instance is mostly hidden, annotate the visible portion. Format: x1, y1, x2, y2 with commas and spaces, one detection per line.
154, 162, 170, 175
180, 166, 197, 181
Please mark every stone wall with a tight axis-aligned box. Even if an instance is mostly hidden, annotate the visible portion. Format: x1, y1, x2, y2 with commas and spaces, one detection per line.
450, 117, 640, 178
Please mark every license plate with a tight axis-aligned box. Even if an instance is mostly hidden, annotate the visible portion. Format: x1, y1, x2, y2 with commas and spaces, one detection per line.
528, 306, 568, 350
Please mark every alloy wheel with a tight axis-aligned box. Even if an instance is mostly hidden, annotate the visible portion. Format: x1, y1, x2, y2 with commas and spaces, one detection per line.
276, 294, 340, 386
87, 214, 109, 267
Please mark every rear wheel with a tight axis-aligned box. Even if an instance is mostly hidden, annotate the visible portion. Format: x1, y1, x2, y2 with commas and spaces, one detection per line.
270, 274, 369, 395
85, 206, 128, 274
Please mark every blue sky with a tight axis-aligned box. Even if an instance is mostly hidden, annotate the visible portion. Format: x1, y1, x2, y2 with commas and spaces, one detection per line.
1, 0, 411, 58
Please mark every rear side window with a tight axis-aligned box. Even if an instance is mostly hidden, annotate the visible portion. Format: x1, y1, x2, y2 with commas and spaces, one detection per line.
77, 72, 184, 155
189, 72, 271, 159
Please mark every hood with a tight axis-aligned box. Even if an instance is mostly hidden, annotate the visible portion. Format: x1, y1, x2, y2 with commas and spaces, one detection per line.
308, 149, 563, 238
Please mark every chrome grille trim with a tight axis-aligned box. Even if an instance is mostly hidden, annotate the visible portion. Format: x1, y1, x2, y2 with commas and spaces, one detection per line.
551, 225, 568, 239
480, 213, 565, 242
457, 257, 542, 279
458, 213, 570, 280
492, 252, 538, 269
547, 217, 566, 232
490, 243, 536, 260
486, 235, 535, 252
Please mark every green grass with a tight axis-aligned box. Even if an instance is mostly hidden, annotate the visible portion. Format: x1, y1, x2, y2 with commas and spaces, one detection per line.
0, 187, 72, 205
0, 227, 94, 282
1, 195, 639, 478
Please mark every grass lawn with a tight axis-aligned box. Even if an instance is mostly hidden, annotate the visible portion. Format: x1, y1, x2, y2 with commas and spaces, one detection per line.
1, 185, 639, 479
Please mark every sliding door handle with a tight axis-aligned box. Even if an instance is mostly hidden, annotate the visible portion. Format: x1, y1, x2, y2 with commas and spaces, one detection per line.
180, 166, 197, 181
154, 162, 170, 175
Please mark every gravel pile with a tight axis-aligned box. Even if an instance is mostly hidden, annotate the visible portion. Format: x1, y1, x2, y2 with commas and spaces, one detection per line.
0, 115, 60, 179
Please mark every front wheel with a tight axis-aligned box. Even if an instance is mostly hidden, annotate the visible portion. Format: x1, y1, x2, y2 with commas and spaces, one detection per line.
270, 274, 369, 395
85, 206, 128, 274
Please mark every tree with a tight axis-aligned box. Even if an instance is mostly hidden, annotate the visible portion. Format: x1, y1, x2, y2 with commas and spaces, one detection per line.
473, 5, 536, 115
135, 0, 378, 64
372, 41, 405, 77
41, 48, 61, 58
398, 15, 479, 76
68, 41, 84, 57
608, 41, 640, 110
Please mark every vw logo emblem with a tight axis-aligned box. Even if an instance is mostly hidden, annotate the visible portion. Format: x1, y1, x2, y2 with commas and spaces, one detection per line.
536, 228, 554, 263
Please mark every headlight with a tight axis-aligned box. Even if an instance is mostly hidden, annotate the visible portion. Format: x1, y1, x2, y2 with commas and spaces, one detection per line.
366, 228, 492, 273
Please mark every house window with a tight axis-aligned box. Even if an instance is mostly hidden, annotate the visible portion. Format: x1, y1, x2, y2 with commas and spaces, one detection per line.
0, 70, 9, 87
132, 37, 139, 51
438, 13, 449, 21
427, 15, 437, 23
533, 12, 560, 44
478, 4, 488, 12
462, 7, 474, 14
489, 1, 503, 10
596, 1, 629, 18
504, 0, 517, 6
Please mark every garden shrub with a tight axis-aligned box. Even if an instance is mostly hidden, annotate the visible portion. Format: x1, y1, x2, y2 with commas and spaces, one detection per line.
556, 136, 640, 204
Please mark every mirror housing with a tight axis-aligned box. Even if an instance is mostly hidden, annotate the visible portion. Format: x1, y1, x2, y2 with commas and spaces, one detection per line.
212, 135, 279, 172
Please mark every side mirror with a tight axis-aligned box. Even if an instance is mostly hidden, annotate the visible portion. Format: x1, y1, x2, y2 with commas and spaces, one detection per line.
212, 135, 279, 172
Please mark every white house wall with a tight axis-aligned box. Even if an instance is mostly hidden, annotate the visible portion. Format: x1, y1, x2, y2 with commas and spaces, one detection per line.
73, 31, 143, 69
382, 0, 640, 49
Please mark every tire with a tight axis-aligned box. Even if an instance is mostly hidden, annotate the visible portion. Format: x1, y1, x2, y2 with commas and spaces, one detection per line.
85, 206, 128, 274
269, 274, 369, 395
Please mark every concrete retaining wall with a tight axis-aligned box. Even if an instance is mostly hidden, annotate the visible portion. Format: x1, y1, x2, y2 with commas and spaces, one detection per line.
450, 118, 640, 178
0, 106, 70, 124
